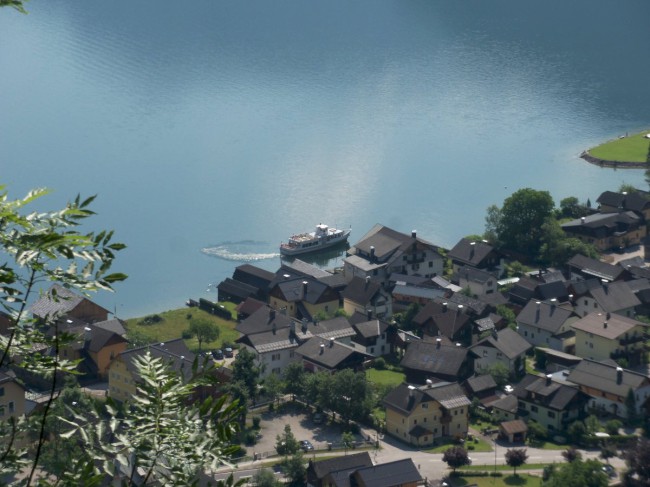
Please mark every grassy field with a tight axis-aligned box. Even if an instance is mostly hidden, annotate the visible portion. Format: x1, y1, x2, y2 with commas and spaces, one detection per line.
447, 473, 542, 487
589, 131, 650, 163
125, 304, 239, 352
365, 368, 406, 387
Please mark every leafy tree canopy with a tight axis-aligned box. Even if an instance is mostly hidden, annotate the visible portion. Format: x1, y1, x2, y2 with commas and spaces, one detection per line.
442, 446, 470, 472
542, 459, 608, 487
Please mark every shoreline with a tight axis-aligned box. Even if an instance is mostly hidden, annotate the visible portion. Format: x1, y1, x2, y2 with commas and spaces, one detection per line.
580, 150, 648, 169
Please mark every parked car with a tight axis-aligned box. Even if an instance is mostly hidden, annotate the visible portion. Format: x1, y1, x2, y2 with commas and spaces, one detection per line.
312, 413, 323, 424
224, 347, 234, 358
212, 349, 224, 360
602, 465, 616, 478
300, 440, 314, 452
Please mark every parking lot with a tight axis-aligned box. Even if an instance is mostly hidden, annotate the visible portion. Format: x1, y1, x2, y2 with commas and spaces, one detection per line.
248, 402, 372, 458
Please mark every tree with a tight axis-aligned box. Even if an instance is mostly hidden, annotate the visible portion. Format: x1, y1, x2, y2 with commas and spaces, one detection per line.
558, 196, 589, 219
283, 362, 306, 400
275, 424, 299, 456
562, 447, 582, 463
442, 446, 470, 473
567, 420, 587, 445
625, 437, 650, 485
505, 448, 528, 476
330, 369, 373, 423
61, 351, 242, 485
263, 372, 285, 406
619, 183, 638, 194
527, 421, 548, 443
282, 451, 306, 487
488, 362, 510, 388
492, 188, 555, 257
0, 188, 127, 481
484, 204, 503, 246
231, 347, 261, 401
342, 431, 355, 455
538, 218, 598, 266
584, 414, 601, 434
542, 459, 608, 487
188, 318, 219, 352
605, 419, 622, 435
600, 442, 617, 464
251, 469, 282, 487
625, 387, 638, 426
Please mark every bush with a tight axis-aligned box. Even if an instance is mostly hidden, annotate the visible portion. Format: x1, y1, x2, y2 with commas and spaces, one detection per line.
181, 330, 193, 339
605, 419, 623, 435
252, 416, 261, 429
374, 357, 387, 370
138, 314, 163, 325
244, 430, 257, 446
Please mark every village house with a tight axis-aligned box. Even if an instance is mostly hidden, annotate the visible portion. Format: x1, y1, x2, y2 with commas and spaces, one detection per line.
571, 312, 649, 367
462, 374, 499, 407
383, 382, 471, 446
349, 315, 391, 357
515, 299, 578, 352
571, 280, 640, 319
566, 359, 650, 419
344, 225, 444, 285
341, 276, 392, 318
470, 327, 532, 377
447, 238, 502, 275
597, 189, 650, 221
412, 301, 473, 345
566, 254, 628, 283
400, 339, 471, 384
268, 277, 340, 321
31, 284, 110, 324
347, 458, 423, 487
108, 339, 197, 403
294, 336, 370, 374
307, 452, 373, 487
0, 368, 25, 420
453, 266, 498, 296
514, 373, 588, 433
561, 211, 646, 251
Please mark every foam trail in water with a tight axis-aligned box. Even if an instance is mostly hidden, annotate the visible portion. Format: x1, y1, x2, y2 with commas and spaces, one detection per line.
201, 241, 280, 262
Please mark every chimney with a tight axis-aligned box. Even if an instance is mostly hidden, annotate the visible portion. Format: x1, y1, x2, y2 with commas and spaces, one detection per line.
84, 326, 92, 342
546, 374, 552, 386
442, 302, 448, 312
320, 343, 325, 355
436, 337, 441, 349
550, 298, 557, 308
329, 337, 334, 348
408, 385, 416, 397
616, 367, 623, 384
367, 309, 373, 321
412, 230, 417, 239
535, 301, 541, 322
283, 273, 290, 280
269, 309, 276, 322
370, 246, 375, 261
604, 321, 608, 329
290, 321, 296, 336
302, 280, 309, 295
365, 276, 371, 287
470, 241, 476, 259
456, 343, 461, 347
426, 379, 433, 388
581, 217, 586, 224
301, 318, 308, 333
457, 304, 463, 314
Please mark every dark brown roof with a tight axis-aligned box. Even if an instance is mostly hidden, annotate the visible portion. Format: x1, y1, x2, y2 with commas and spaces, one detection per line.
567, 254, 625, 282
295, 337, 370, 369
31, 284, 108, 320
448, 238, 496, 267
514, 374, 583, 411
516, 300, 575, 334
341, 276, 383, 305
470, 328, 532, 360
309, 452, 373, 480
567, 359, 650, 397
500, 419, 528, 435
352, 458, 422, 487
400, 340, 468, 377
465, 374, 497, 394
236, 306, 296, 336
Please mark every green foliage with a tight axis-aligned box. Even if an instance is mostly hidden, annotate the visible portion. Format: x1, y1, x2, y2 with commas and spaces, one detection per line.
282, 361, 307, 399
527, 421, 548, 443
60, 351, 242, 485
534, 348, 547, 370
488, 362, 510, 388
625, 437, 650, 484
138, 314, 164, 325
0, 0, 27, 14
275, 424, 300, 456
373, 357, 387, 370
542, 459, 608, 487
538, 217, 598, 266
590, 131, 650, 164
252, 469, 283, 487
263, 372, 285, 405
491, 188, 555, 257
584, 414, 601, 434
0, 187, 127, 480
561, 447, 582, 463
188, 318, 220, 352
231, 347, 261, 400
282, 451, 306, 486
567, 420, 587, 445
558, 196, 590, 219
504, 261, 530, 278
342, 431, 355, 453
605, 419, 622, 435
496, 304, 517, 328
625, 388, 638, 426
393, 303, 420, 332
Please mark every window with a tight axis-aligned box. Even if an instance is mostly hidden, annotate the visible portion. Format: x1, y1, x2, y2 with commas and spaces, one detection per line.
531, 406, 538, 413
370, 347, 375, 354
429, 261, 433, 268
414, 419, 417, 425
424, 417, 427, 423
0, 387, 4, 397
548, 411, 555, 418
8, 402, 14, 413
422, 403, 428, 409
496, 352, 502, 358
483, 350, 488, 357
271, 353, 281, 361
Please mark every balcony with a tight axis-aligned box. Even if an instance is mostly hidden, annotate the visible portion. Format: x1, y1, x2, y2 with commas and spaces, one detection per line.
619, 335, 645, 347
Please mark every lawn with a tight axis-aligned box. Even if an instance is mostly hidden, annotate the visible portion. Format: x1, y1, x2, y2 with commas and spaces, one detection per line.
425, 437, 493, 453
125, 304, 239, 352
365, 368, 405, 387
589, 131, 650, 163
446, 473, 542, 487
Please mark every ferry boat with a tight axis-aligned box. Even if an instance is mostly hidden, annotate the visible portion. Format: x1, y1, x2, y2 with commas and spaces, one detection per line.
280, 224, 351, 256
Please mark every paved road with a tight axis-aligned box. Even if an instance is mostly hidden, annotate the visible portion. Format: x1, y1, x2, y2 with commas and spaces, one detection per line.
207, 409, 627, 485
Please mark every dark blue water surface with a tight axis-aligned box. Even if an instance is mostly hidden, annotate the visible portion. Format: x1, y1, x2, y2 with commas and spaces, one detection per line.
1, 1, 649, 317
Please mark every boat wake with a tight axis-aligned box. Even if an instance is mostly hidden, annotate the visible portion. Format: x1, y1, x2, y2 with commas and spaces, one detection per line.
201, 241, 280, 262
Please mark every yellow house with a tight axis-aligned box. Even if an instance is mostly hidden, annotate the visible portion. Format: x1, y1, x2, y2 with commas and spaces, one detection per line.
572, 312, 648, 367
268, 277, 339, 320
0, 369, 25, 420
383, 382, 470, 447
108, 339, 195, 403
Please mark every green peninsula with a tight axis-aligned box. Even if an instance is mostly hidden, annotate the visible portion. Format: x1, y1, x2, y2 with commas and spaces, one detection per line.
582, 130, 650, 167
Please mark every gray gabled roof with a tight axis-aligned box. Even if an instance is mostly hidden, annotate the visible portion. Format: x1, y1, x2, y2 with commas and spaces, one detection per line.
567, 254, 625, 282
567, 359, 650, 397
236, 306, 297, 336
31, 284, 109, 320
353, 319, 389, 339
471, 327, 532, 360
400, 340, 468, 377
309, 452, 373, 480
589, 280, 641, 312
516, 300, 575, 334
341, 276, 383, 305
352, 458, 422, 487
448, 238, 496, 267
514, 373, 583, 411
295, 337, 370, 369
572, 312, 647, 340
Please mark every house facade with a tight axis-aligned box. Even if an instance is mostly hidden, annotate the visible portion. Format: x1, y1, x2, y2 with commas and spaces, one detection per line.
516, 300, 578, 351
268, 278, 339, 320
344, 225, 444, 285
383, 382, 470, 446
341, 276, 392, 319
470, 328, 532, 377
572, 312, 648, 366
561, 211, 646, 251
0, 369, 25, 420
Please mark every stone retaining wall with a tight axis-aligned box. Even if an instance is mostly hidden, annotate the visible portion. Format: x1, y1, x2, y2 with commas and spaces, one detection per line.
581, 150, 649, 169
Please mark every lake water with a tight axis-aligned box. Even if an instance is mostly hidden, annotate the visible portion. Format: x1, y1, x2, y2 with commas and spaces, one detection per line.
1, 1, 649, 318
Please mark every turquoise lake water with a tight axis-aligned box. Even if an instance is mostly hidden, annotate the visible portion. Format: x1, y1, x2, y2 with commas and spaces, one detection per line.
1, 1, 649, 317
